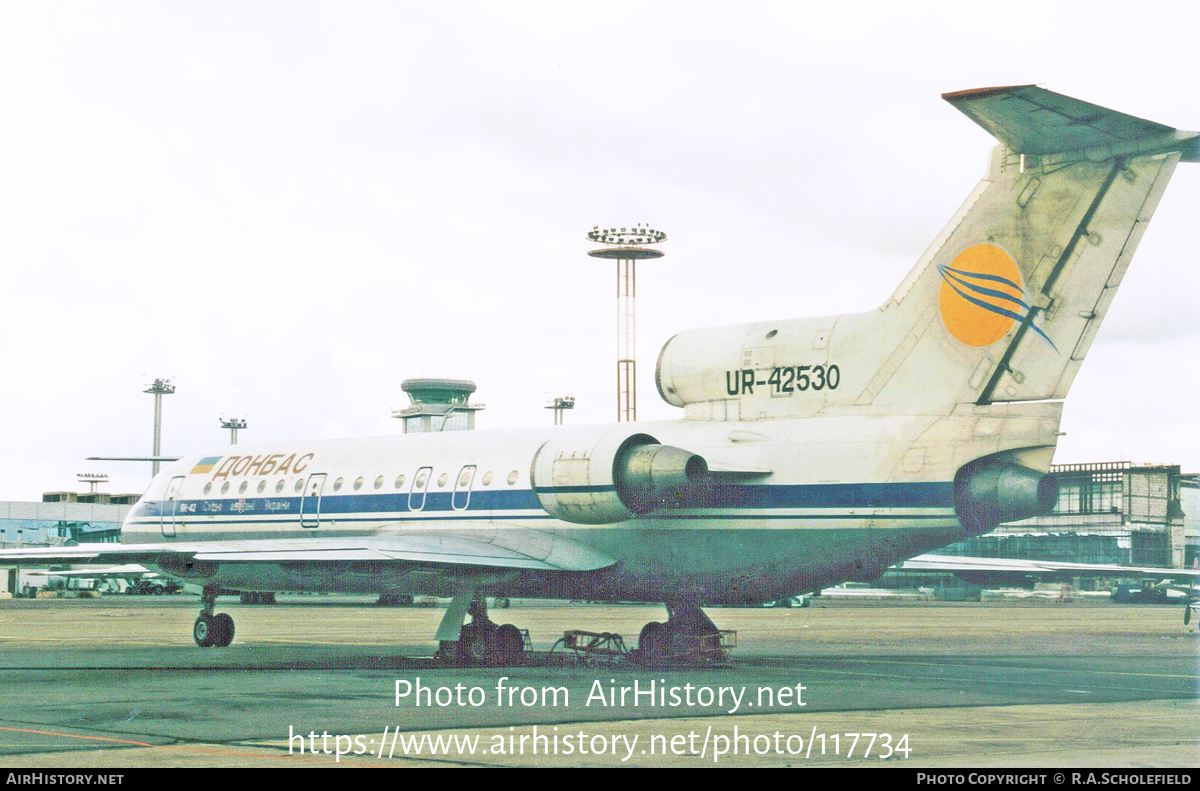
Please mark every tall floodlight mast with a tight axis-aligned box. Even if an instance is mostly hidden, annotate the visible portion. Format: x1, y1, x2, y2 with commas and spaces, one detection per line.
586, 224, 666, 421
143, 378, 175, 477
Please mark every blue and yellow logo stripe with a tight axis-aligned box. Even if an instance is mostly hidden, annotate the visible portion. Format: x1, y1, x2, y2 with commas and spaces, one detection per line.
190, 456, 223, 475
938, 244, 1056, 350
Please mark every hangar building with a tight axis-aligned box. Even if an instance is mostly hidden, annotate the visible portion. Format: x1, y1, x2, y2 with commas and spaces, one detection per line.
936, 462, 1195, 569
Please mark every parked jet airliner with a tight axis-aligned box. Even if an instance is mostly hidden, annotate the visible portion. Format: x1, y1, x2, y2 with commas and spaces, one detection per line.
3, 86, 1197, 663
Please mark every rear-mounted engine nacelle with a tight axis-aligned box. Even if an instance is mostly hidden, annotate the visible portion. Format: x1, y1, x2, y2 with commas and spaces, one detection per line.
531, 432, 708, 524
954, 461, 1058, 533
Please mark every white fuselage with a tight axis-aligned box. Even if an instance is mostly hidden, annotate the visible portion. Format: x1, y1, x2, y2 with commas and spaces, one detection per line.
122, 402, 1060, 605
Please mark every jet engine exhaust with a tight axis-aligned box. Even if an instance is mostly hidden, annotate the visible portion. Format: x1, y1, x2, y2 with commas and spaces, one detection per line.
531, 433, 709, 524
955, 463, 1058, 532
616, 443, 709, 514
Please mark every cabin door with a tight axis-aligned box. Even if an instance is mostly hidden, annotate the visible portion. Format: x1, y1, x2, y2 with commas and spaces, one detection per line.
160, 476, 186, 537
408, 467, 433, 511
300, 473, 327, 528
452, 465, 476, 510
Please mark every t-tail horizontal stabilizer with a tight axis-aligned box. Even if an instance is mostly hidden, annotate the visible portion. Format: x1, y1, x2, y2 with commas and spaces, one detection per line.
943, 85, 1200, 162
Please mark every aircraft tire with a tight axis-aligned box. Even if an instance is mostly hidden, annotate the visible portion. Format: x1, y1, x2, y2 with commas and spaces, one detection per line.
638, 622, 666, 658
436, 640, 460, 666
666, 629, 694, 660
495, 624, 523, 665
460, 624, 493, 666
193, 615, 216, 648
212, 613, 235, 647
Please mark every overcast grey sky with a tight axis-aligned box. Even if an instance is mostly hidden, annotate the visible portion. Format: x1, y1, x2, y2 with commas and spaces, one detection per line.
1, 1, 1197, 499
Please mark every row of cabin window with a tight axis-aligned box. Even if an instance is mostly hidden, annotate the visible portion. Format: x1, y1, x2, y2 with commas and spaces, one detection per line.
199, 469, 520, 497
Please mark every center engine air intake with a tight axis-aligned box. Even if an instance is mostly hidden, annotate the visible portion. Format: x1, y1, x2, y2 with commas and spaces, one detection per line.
954, 461, 1058, 533
531, 432, 709, 524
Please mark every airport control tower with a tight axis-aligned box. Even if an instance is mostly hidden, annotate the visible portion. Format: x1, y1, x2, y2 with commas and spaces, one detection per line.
392, 378, 485, 433
587, 224, 666, 422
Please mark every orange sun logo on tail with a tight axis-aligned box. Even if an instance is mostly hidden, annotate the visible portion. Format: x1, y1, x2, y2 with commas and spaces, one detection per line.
938, 243, 1056, 350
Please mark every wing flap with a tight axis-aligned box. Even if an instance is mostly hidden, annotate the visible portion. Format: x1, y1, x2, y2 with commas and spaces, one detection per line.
0, 530, 617, 574
899, 553, 1200, 579
0, 546, 163, 565
25, 564, 153, 578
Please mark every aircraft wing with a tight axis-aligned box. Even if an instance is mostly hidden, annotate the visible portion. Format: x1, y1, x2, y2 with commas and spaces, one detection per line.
1161, 582, 1199, 595
0, 529, 617, 574
24, 564, 154, 579
897, 553, 1200, 580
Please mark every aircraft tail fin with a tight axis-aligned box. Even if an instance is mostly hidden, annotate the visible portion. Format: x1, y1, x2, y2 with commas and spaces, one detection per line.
863, 86, 1196, 408
655, 87, 1194, 422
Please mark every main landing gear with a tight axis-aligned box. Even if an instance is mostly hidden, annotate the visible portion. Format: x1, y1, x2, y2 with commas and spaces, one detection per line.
436, 595, 526, 667
193, 586, 235, 648
635, 600, 730, 665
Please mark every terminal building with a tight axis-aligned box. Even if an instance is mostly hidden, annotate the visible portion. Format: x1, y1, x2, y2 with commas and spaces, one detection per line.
0, 496, 135, 596
933, 462, 1195, 570
0, 497, 134, 547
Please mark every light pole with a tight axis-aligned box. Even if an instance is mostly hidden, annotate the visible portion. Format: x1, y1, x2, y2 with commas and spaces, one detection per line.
76, 473, 108, 494
220, 417, 247, 445
143, 379, 175, 477
545, 395, 575, 425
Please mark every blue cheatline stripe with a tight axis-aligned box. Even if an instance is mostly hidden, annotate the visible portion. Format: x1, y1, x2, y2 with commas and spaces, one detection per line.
133, 480, 956, 519
706, 481, 953, 508
128, 512, 957, 528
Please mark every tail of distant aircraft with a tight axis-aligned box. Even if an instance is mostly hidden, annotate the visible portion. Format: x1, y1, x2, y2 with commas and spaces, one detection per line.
657, 86, 1198, 420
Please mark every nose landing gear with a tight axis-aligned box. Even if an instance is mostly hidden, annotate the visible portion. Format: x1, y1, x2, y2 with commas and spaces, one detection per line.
193, 587, 235, 648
